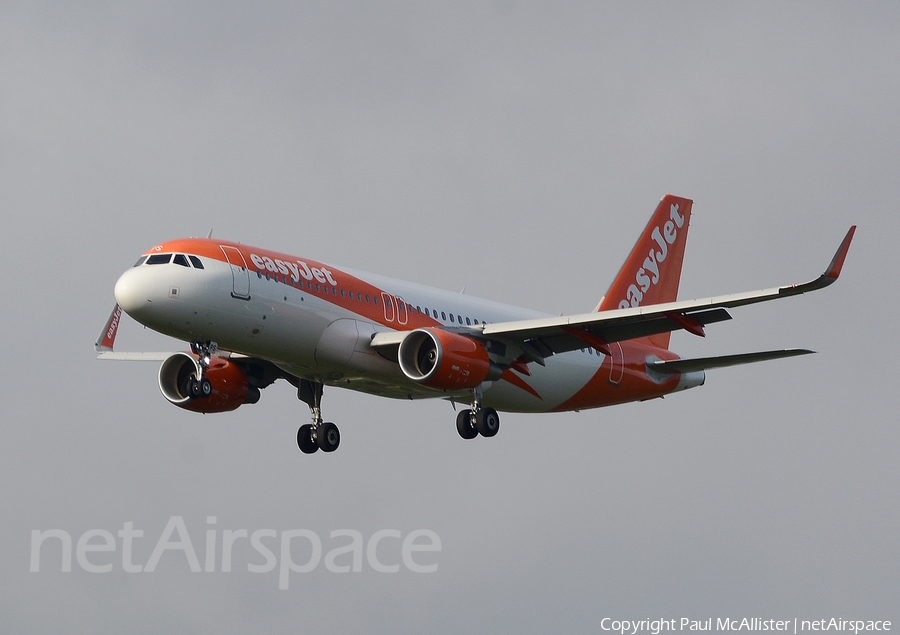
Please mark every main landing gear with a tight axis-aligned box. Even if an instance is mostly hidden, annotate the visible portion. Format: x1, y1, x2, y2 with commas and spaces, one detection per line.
188, 341, 217, 398
292, 381, 498, 453
296, 379, 341, 454
456, 388, 500, 440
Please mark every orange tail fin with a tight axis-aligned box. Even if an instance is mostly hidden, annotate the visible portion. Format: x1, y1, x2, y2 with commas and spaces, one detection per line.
597, 195, 693, 349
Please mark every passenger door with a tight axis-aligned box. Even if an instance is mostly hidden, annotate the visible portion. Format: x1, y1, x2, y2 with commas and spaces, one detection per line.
220, 246, 251, 299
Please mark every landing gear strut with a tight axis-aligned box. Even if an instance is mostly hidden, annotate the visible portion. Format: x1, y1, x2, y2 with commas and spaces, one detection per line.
296, 379, 341, 454
456, 388, 500, 440
188, 341, 217, 398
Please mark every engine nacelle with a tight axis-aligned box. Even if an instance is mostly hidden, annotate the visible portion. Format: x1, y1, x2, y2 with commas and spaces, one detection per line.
398, 329, 500, 390
158, 352, 259, 413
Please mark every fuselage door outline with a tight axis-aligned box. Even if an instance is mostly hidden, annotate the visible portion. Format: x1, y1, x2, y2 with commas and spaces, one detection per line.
220, 245, 251, 300
608, 341, 624, 386
381, 292, 395, 323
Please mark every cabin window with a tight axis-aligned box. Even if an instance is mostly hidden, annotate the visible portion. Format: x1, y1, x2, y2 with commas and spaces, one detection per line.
441, 311, 446, 321
466, 317, 471, 325
449, 314, 455, 323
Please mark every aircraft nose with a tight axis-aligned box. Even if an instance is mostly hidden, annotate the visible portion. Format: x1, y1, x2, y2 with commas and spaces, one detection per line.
114, 267, 155, 318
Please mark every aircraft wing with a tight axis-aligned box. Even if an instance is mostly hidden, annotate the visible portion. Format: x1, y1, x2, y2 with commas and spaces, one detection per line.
371, 226, 855, 364
97, 351, 174, 361
480, 226, 855, 361
94, 305, 178, 360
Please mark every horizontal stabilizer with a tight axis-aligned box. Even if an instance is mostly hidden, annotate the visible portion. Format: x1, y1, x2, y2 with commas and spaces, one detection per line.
649, 348, 814, 374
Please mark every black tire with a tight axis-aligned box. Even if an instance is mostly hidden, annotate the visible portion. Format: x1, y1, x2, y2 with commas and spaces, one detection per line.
317, 422, 340, 453
456, 409, 477, 439
189, 380, 202, 398
475, 407, 500, 437
199, 378, 212, 398
297, 424, 319, 454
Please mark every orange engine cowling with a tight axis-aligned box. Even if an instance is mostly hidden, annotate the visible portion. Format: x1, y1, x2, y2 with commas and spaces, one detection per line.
158, 352, 260, 413
398, 328, 500, 390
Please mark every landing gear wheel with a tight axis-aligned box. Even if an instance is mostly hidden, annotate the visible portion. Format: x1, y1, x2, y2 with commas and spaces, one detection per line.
189, 378, 213, 398
456, 409, 478, 439
475, 407, 500, 437
317, 422, 340, 453
297, 424, 319, 454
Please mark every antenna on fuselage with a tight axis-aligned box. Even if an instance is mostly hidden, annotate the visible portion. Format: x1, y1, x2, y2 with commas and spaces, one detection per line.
206, 229, 213, 239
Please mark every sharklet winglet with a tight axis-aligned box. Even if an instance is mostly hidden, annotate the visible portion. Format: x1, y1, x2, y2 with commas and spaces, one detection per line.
95, 304, 123, 353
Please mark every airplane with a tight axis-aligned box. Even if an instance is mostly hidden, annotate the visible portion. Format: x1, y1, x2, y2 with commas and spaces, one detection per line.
97, 195, 855, 454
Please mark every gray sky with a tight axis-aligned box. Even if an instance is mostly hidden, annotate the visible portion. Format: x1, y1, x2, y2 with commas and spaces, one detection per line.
2, 2, 898, 633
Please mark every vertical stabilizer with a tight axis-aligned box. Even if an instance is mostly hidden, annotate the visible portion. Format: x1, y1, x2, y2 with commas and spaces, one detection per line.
597, 195, 693, 349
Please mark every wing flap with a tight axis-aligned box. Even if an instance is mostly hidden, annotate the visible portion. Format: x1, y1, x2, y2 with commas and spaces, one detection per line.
499, 307, 733, 356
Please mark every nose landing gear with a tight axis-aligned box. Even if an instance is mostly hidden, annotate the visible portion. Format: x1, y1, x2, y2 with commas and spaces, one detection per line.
189, 377, 212, 398
188, 341, 217, 398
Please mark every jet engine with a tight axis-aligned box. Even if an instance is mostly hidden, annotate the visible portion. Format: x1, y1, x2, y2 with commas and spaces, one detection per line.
158, 352, 260, 413
398, 328, 501, 390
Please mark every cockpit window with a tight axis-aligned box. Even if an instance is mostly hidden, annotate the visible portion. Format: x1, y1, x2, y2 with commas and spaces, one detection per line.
146, 253, 172, 265
133, 256, 148, 267
173, 254, 190, 268
188, 255, 204, 269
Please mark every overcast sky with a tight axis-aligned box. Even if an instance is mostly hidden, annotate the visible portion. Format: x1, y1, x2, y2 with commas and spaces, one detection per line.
1, 2, 898, 633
